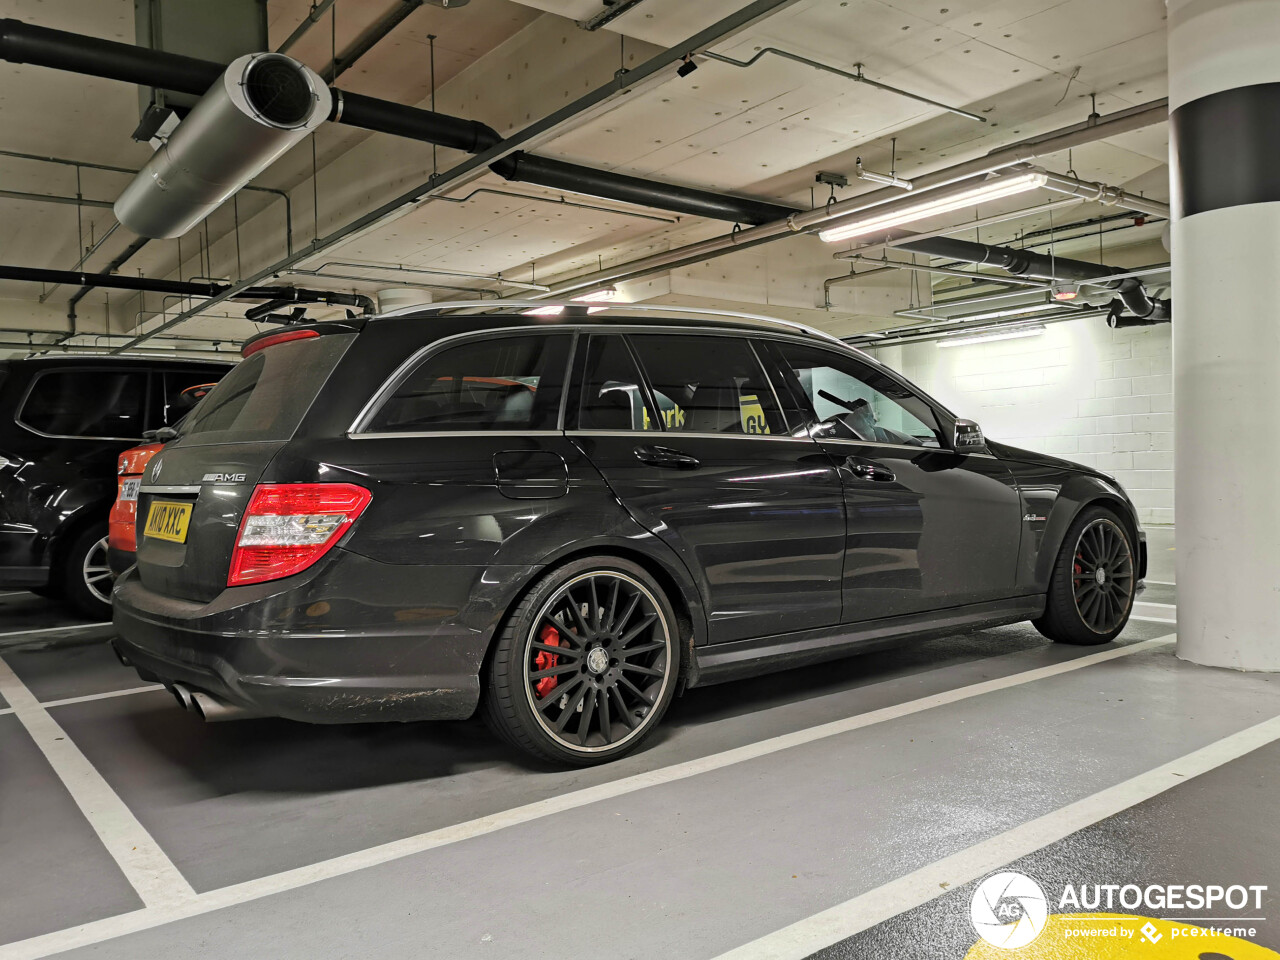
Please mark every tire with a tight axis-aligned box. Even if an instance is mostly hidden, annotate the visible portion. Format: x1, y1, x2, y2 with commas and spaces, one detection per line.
1033, 506, 1137, 645
59, 522, 114, 620
483, 556, 682, 766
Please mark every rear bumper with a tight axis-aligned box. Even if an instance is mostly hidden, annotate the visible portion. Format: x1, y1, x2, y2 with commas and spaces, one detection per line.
111, 553, 535, 723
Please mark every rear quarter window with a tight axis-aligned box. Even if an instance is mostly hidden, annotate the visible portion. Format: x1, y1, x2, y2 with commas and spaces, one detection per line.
179, 334, 354, 444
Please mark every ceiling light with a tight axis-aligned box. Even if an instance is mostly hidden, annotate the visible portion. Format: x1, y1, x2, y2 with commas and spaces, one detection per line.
677, 54, 698, 78
939, 324, 1046, 347
1052, 282, 1080, 301
522, 305, 564, 317
948, 302, 1063, 323
572, 287, 617, 303
818, 172, 1049, 243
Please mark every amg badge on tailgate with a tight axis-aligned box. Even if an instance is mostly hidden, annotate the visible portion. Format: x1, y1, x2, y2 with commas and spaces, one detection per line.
202, 473, 248, 483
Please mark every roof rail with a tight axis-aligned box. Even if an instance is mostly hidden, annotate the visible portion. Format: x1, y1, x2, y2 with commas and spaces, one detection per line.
371, 299, 847, 348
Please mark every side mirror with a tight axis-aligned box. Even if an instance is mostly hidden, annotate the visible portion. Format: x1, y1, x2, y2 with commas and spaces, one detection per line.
953, 418, 986, 452
153, 426, 180, 443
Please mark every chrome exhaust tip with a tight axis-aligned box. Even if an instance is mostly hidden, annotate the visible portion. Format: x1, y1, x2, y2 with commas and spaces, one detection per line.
170, 683, 194, 711
189, 690, 263, 723
110, 643, 133, 668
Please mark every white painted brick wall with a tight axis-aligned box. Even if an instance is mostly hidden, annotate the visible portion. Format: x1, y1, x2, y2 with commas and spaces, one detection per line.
872, 321, 1174, 525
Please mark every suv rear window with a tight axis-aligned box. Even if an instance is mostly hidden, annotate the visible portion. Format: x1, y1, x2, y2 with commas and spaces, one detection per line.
180, 334, 354, 444
19, 369, 146, 439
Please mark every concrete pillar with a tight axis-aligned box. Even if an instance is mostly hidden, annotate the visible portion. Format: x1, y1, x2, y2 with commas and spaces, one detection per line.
1169, 0, 1280, 670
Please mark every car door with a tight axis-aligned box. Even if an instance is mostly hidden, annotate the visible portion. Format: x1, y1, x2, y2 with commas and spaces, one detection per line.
762, 340, 1023, 621
568, 331, 845, 644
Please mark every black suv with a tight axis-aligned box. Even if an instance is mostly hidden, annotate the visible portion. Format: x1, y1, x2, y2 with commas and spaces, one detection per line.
0, 355, 231, 617
112, 305, 1145, 765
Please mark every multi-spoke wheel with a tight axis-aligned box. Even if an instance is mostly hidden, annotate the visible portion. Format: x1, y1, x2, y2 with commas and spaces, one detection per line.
60, 521, 114, 620
484, 557, 680, 765
1034, 507, 1136, 645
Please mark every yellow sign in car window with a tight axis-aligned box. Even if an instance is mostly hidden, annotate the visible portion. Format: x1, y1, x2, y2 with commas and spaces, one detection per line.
738, 394, 771, 435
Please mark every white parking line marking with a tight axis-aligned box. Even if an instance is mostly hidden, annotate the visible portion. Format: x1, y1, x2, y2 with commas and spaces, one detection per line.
42, 685, 165, 709
0, 635, 1173, 960
710, 707, 1280, 960
0, 707, 12, 717
0, 623, 113, 640
0, 656, 195, 912
1144, 579, 1176, 586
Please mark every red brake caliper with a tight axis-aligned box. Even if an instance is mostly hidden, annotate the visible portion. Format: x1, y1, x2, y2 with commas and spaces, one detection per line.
534, 625, 561, 698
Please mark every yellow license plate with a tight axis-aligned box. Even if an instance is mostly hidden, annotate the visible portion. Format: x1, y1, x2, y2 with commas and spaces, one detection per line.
144, 501, 193, 543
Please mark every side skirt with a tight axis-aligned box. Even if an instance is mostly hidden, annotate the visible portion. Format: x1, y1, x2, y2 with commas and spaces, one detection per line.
689, 595, 1046, 688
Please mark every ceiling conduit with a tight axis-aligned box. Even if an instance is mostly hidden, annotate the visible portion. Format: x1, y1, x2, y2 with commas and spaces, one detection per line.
0, 18, 796, 225
0, 264, 375, 313
892, 235, 1171, 322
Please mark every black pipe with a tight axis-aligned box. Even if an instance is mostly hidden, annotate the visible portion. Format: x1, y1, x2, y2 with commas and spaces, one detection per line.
337, 91, 501, 154
894, 236, 1171, 321
1, 265, 375, 312
0, 18, 796, 225
492, 153, 796, 225
0, 18, 220, 94
67, 236, 151, 324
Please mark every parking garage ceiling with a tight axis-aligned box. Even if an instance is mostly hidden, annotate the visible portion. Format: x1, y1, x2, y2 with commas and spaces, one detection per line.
0, 0, 1170, 355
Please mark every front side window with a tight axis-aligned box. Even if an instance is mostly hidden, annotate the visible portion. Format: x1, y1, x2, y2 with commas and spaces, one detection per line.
770, 342, 944, 448
19, 369, 146, 439
365, 333, 569, 433
628, 334, 787, 436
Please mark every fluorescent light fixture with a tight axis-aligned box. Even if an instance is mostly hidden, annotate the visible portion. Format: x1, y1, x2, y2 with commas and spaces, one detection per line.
818, 172, 1049, 243
948, 302, 1063, 323
939, 324, 1046, 347
572, 287, 617, 303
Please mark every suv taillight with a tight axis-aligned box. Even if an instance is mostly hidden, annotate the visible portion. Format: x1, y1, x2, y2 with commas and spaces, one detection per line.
228, 483, 371, 587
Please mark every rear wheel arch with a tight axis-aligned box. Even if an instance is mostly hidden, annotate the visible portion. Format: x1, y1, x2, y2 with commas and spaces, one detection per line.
481, 541, 705, 694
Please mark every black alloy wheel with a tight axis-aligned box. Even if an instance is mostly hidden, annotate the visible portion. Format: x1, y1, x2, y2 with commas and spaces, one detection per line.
1070, 518, 1135, 634
485, 557, 680, 765
1034, 507, 1137, 645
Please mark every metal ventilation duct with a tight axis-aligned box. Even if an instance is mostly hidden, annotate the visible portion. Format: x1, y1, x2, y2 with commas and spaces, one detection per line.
114, 52, 330, 238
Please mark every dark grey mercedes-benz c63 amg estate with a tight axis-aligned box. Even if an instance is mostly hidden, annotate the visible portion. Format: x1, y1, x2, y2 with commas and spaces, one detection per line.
113, 303, 1146, 765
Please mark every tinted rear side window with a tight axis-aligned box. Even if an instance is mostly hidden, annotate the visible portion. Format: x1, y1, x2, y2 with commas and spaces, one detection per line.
181, 334, 354, 444
19, 369, 146, 439
364, 333, 569, 433
628, 334, 787, 436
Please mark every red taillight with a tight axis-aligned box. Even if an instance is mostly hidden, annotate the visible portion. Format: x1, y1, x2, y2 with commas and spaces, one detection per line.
227, 483, 371, 587
241, 328, 319, 358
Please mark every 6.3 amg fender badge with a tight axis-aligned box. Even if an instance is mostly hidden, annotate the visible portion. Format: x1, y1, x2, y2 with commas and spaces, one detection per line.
202, 473, 248, 483
1023, 513, 1047, 523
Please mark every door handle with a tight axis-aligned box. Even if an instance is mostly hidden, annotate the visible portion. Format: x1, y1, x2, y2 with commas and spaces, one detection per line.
634, 444, 701, 469
847, 460, 895, 482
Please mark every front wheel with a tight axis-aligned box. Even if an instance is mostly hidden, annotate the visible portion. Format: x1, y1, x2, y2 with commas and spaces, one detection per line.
1034, 507, 1137, 645
484, 557, 681, 766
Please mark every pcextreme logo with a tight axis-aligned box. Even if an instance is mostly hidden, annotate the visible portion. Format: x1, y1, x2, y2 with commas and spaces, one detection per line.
965, 871, 1279, 958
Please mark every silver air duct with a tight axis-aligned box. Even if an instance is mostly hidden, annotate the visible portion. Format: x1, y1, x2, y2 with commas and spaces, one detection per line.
114, 52, 330, 238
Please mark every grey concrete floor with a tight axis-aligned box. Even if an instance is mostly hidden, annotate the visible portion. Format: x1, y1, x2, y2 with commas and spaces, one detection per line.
2, 530, 1277, 960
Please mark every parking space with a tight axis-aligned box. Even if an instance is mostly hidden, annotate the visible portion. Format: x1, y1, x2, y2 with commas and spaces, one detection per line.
9, 590, 1279, 960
